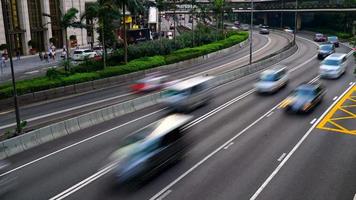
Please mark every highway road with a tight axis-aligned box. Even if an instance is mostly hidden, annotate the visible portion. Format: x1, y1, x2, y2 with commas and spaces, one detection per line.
0, 31, 291, 133
1, 33, 355, 200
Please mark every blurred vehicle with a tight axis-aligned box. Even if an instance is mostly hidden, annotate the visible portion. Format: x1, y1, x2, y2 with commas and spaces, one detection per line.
255, 66, 289, 93
93, 46, 113, 56
234, 21, 240, 28
241, 24, 250, 31
167, 31, 174, 40
72, 49, 98, 61
314, 33, 327, 42
259, 25, 270, 34
319, 53, 348, 79
163, 76, 213, 112
107, 114, 193, 184
170, 23, 175, 30
0, 160, 16, 196
281, 83, 325, 113
317, 43, 335, 60
131, 73, 169, 93
284, 27, 294, 33
327, 36, 339, 47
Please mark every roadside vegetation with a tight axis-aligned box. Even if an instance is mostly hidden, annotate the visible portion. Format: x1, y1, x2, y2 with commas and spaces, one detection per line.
0, 28, 248, 99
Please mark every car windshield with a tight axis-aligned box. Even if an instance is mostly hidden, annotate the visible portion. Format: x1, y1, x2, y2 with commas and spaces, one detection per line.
295, 88, 315, 97
122, 122, 160, 146
323, 59, 340, 66
73, 51, 83, 54
84, 50, 92, 53
260, 73, 277, 82
316, 34, 323, 37
320, 45, 332, 51
261, 26, 269, 29
164, 89, 188, 97
328, 37, 337, 41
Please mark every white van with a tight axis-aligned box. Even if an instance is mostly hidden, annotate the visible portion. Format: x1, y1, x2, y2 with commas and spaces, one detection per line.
162, 76, 214, 112
319, 53, 348, 79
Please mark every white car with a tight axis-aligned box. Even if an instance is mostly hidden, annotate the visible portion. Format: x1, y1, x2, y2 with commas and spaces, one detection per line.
319, 53, 348, 79
255, 66, 289, 93
72, 49, 98, 61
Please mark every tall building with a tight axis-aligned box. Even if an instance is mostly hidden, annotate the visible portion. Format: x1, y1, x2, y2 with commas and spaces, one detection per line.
0, 0, 98, 55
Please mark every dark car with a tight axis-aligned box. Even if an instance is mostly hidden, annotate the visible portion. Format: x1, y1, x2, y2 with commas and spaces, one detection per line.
328, 36, 339, 47
317, 43, 335, 60
314, 33, 327, 42
107, 114, 193, 184
281, 83, 325, 113
259, 25, 270, 34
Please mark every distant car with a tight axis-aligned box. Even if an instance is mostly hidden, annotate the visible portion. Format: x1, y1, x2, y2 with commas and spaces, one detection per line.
0, 160, 16, 196
328, 36, 339, 47
107, 114, 193, 184
319, 53, 348, 79
234, 21, 240, 28
281, 83, 325, 113
131, 73, 169, 93
72, 49, 98, 61
314, 33, 327, 42
317, 43, 335, 60
241, 24, 250, 31
259, 25, 270, 34
255, 66, 289, 94
284, 27, 294, 33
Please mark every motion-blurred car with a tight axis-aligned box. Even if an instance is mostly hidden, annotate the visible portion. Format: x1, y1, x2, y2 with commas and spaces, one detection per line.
0, 160, 16, 196
320, 53, 348, 79
259, 25, 270, 34
234, 21, 240, 28
240, 24, 250, 31
328, 36, 339, 47
284, 27, 294, 33
314, 33, 327, 42
281, 83, 325, 113
107, 114, 193, 184
131, 73, 169, 93
163, 76, 213, 112
317, 43, 335, 60
255, 66, 289, 94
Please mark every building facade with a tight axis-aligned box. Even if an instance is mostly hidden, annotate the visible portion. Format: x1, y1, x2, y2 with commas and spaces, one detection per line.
0, 0, 98, 55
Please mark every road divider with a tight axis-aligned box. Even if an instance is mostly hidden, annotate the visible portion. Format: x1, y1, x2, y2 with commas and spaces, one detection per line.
0, 36, 298, 159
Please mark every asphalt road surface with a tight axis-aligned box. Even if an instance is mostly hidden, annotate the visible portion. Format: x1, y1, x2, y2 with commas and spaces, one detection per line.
0, 31, 291, 133
2, 32, 355, 200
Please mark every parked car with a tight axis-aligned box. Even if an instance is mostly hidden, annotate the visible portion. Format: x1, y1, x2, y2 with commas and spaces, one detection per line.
240, 24, 250, 31
281, 83, 325, 113
163, 76, 214, 112
314, 33, 327, 42
255, 66, 289, 94
327, 36, 339, 47
259, 25, 270, 34
107, 114, 193, 184
317, 43, 335, 60
131, 73, 169, 93
72, 49, 98, 61
319, 53, 348, 79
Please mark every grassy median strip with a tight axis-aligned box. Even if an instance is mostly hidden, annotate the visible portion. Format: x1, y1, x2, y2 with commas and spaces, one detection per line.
0, 32, 248, 99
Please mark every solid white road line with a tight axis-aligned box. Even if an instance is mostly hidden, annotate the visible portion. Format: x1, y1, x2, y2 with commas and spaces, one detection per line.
223, 142, 234, 150
0, 109, 165, 178
0, 92, 133, 130
277, 153, 286, 162
353, 193, 356, 200
156, 190, 172, 200
149, 102, 283, 200
266, 112, 274, 118
249, 83, 355, 200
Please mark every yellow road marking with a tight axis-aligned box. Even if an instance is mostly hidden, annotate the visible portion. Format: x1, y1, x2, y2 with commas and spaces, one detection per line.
338, 107, 356, 117
330, 116, 355, 121
328, 120, 348, 131
341, 105, 356, 108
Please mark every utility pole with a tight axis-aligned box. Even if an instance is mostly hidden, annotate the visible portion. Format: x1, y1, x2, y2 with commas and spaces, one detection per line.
3, 0, 22, 134
123, 0, 128, 64
293, 0, 298, 45
249, 0, 254, 65
174, 0, 177, 45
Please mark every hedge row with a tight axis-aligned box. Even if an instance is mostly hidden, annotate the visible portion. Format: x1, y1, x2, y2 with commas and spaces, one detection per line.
0, 32, 248, 99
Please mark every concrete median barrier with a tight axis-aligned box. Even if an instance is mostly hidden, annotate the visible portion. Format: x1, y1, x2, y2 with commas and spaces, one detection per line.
50, 122, 68, 139
101, 107, 115, 121
20, 131, 41, 150
36, 126, 55, 143
77, 113, 94, 130
64, 118, 80, 134
89, 111, 105, 125
112, 104, 125, 117
2, 137, 25, 157
0, 142, 6, 159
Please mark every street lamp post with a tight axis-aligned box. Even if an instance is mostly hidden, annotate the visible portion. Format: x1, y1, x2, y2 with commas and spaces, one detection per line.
293, 0, 298, 45
249, 0, 254, 65
3, 0, 22, 134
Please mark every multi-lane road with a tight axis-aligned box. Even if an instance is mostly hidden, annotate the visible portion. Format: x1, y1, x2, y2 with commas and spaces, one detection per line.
1, 32, 355, 200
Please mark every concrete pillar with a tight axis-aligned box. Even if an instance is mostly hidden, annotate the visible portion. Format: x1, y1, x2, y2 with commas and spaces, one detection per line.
297, 13, 302, 30
353, 21, 356, 36
18, 0, 32, 55
263, 13, 268, 25
0, 0, 6, 45
42, 0, 52, 50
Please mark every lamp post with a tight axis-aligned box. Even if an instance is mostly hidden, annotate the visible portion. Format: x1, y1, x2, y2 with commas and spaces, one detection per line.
293, 0, 298, 45
249, 0, 254, 65
3, 0, 22, 134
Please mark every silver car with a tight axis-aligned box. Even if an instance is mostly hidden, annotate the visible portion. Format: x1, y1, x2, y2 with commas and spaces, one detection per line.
255, 66, 289, 93
319, 53, 348, 79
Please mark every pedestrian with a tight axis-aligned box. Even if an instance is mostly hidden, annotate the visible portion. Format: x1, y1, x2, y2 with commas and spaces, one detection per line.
1, 55, 6, 68
16, 50, 20, 60
61, 48, 66, 60
51, 49, 56, 61
39, 52, 43, 61
44, 52, 49, 63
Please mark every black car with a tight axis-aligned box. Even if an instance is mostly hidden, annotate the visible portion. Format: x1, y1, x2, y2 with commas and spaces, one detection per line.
328, 36, 339, 47
107, 114, 193, 184
317, 43, 335, 60
281, 83, 325, 113
259, 25, 270, 34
